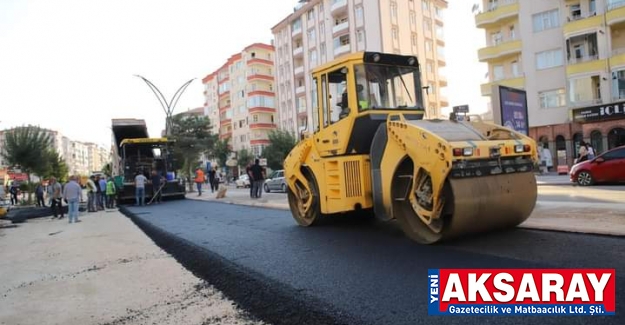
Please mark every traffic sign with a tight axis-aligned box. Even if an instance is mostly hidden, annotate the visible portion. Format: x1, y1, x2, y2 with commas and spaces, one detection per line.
453, 105, 469, 113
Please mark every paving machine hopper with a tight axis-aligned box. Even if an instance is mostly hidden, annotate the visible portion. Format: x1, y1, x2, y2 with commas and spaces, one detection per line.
283, 52, 538, 244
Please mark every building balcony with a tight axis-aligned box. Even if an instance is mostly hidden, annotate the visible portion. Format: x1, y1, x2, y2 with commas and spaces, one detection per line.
563, 15, 602, 36
293, 46, 304, 57
249, 123, 277, 130
250, 139, 271, 145
219, 90, 230, 98
292, 27, 302, 37
219, 119, 232, 126
480, 76, 525, 96
439, 96, 449, 107
295, 86, 306, 94
297, 110, 308, 117
607, 1, 625, 25
477, 39, 521, 62
331, 0, 347, 15
437, 56, 446, 67
249, 106, 276, 114
247, 73, 274, 81
439, 75, 448, 87
219, 131, 232, 140
247, 58, 274, 66
566, 58, 607, 76
610, 47, 625, 67
332, 21, 349, 36
219, 104, 231, 113
294, 65, 305, 76
475, 0, 518, 29
333, 44, 350, 57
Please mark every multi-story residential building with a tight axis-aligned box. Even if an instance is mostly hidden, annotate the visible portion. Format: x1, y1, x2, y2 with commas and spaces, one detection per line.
271, 0, 449, 133
0, 127, 109, 176
202, 43, 277, 158
475, 0, 625, 167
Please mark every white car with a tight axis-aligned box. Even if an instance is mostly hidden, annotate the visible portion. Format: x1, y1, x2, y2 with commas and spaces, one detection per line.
235, 174, 251, 188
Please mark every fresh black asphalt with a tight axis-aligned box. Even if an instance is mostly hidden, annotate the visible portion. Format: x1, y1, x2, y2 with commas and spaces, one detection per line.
121, 199, 624, 325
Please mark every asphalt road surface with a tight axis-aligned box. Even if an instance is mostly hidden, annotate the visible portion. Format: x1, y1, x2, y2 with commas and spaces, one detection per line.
124, 199, 624, 325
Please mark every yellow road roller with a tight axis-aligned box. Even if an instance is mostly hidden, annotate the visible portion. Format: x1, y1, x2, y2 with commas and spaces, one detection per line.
283, 51, 538, 244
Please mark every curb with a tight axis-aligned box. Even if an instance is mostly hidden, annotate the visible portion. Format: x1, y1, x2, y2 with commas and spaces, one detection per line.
118, 206, 365, 325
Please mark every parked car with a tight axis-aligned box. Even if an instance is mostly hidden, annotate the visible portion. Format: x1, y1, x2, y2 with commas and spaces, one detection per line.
570, 145, 625, 186
236, 174, 251, 188
264, 170, 287, 193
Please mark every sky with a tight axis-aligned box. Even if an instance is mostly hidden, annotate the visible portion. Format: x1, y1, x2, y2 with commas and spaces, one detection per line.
0, 0, 488, 148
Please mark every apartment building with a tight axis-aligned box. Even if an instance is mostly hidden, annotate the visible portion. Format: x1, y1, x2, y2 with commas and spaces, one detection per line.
271, 0, 449, 134
476, 0, 625, 167
202, 43, 277, 158
0, 127, 109, 176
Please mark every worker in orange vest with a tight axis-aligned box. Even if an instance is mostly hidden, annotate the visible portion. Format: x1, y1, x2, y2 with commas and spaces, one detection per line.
194, 168, 205, 196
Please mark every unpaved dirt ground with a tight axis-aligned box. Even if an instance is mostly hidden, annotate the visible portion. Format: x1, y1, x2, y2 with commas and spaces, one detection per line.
0, 210, 267, 325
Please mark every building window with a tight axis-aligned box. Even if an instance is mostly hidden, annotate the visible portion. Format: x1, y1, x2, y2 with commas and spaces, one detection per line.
535, 49, 563, 70
307, 28, 316, 43
435, 6, 443, 18
436, 25, 444, 39
532, 9, 560, 33
307, 9, 315, 21
423, 19, 431, 32
425, 40, 432, 51
391, 1, 397, 19
493, 65, 504, 81
411, 32, 417, 46
613, 70, 625, 100
511, 60, 521, 77
410, 11, 416, 26
355, 6, 363, 21
569, 76, 601, 104
422, 0, 429, 11
392, 27, 398, 40
539, 89, 566, 108
357, 29, 364, 43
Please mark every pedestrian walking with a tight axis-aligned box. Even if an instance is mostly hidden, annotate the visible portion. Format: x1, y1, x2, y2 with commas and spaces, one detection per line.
49, 177, 64, 220
9, 180, 18, 205
98, 175, 107, 210
194, 168, 204, 196
35, 183, 45, 207
246, 163, 254, 198
106, 177, 116, 208
86, 176, 98, 212
63, 175, 83, 223
249, 159, 266, 199
135, 171, 147, 206
150, 170, 164, 204
208, 168, 217, 193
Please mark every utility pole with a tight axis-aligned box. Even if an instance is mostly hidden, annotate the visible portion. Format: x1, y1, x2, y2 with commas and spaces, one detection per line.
134, 75, 195, 136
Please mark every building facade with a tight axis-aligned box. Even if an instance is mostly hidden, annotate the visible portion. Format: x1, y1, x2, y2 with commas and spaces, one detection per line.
271, 0, 449, 134
476, 0, 625, 168
0, 127, 109, 177
202, 43, 277, 159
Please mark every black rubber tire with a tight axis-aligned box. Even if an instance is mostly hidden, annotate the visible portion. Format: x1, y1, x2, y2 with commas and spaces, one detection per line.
577, 171, 594, 186
287, 175, 324, 227
264, 184, 270, 193
281, 183, 286, 193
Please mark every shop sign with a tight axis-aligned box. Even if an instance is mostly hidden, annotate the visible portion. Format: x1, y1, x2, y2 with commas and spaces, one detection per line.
571, 101, 625, 123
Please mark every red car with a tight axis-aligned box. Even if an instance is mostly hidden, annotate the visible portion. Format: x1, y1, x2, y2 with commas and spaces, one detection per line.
570, 145, 625, 186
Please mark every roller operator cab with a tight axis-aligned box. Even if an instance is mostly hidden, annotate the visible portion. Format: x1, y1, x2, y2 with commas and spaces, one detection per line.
283, 51, 540, 244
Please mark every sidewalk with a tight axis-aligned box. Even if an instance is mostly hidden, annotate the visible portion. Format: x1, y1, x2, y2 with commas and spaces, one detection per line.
0, 210, 265, 325
188, 186, 625, 237
535, 173, 573, 186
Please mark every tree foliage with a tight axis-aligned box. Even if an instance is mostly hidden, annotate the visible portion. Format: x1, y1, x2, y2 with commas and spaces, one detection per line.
1, 126, 52, 202
211, 138, 231, 169
262, 130, 297, 170
36, 149, 69, 182
169, 114, 216, 180
236, 148, 254, 171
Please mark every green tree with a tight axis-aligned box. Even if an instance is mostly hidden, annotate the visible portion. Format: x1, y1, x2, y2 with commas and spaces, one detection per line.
1, 126, 51, 202
210, 138, 231, 169
236, 148, 254, 172
262, 130, 297, 170
36, 149, 69, 182
102, 162, 112, 177
169, 114, 216, 191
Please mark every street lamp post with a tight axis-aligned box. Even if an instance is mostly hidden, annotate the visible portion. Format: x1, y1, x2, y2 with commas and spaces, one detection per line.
134, 75, 195, 136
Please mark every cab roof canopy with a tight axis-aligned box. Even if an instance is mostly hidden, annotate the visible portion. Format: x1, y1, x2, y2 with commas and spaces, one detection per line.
311, 51, 419, 76
119, 137, 174, 147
